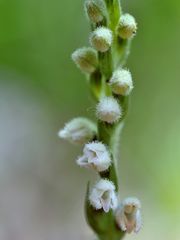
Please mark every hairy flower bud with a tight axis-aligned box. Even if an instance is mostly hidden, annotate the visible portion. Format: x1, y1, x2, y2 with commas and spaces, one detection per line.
117, 14, 137, 39
77, 141, 111, 172
84, 0, 105, 23
109, 69, 133, 96
71, 47, 98, 73
90, 27, 113, 52
89, 179, 118, 212
58, 117, 97, 144
96, 97, 122, 123
115, 197, 142, 233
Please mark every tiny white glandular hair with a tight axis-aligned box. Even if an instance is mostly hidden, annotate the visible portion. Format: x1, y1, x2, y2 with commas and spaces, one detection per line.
90, 27, 113, 52
58, 117, 97, 144
115, 197, 142, 234
89, 179, 118, 212
71, 47, 98, 73
84, 0, 105, 23
117, 13, 137, 39
109, 69, 133, 96
77, 141, 111, 172
96, 97, 122, 124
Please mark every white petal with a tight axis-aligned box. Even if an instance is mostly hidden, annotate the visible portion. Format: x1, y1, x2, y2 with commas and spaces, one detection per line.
135, 209, 142, 233
111, 191, 118, 210
77, 155, 89, 167
101, 198, 111, 213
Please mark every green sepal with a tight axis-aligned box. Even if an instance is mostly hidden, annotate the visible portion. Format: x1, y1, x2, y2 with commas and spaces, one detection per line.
89, 69, 102, 101
113, 37, 132, 68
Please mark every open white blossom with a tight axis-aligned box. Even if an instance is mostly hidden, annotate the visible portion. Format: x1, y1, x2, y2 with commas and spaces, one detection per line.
115, 197, 142, 234
109, 69, 133, 96
89, 179, 118, 213
117, 14, 137, 39
90, 27, 113, 52
96, 97, 122, 123
77, 141, 111, 172
58, 117, 97, 144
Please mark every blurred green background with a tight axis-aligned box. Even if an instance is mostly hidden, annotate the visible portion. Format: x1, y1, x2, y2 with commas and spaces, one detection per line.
0, 0, 180, 239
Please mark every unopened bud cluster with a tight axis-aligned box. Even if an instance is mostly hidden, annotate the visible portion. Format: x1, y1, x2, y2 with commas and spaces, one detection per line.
58, 0, 142, 238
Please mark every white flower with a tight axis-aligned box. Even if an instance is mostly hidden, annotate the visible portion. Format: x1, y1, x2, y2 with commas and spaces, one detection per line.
117, 14, 137, 39
84, 0, 105, 23
58, 117, 97, 144
115, 197, 142, 234
96, 97, 122, 124
109, 69, 133, 96
71, 47, 98, 73
90, 27, 113, 52
77, 141, 111, 172
89, 179, 118, 212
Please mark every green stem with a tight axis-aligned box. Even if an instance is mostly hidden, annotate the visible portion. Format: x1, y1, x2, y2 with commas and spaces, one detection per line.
86, 1, 132, 239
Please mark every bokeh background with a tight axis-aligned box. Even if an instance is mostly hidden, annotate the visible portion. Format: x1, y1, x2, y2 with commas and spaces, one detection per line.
0, 0, 180, 239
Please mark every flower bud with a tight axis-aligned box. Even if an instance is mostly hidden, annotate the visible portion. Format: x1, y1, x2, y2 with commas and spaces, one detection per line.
96, 97, 122, 124
117, 14, 137, 39
115, 197, 142, 233
89, 179, 118, 212
58, 117, 97, 144
71, 47, 98, 73
77, 141, 111, 172
109, 69, 133, 96
84, 0, 105, 23
90, 27, 113, 52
